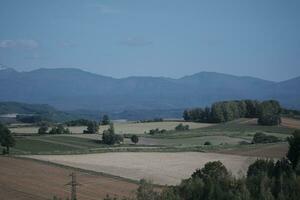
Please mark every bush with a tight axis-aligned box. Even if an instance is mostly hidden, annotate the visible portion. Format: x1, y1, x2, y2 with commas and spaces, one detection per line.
252, 132, 280, 144
204, 141, 211, 145
49, 125, 71, 134
102, 123, 123, 145
287, 130, 300, 169
175, 123, 189, 131
38, 125, 48, 134
84, 121, 99, 134
101, 115, 110, 125
131, 135, 139, 144
148, 128, 166, 135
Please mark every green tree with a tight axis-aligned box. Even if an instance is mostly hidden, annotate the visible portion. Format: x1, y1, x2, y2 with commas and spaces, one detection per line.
38, 124, 48, 134
101, 114, 110, 125
258, 100, 282, 126
131, 134, 139, 144
85, 121, 99, 134
136, 179, 159, 200
0, 123, 16, 154
102, 123, 123, 145
287, 130, 300, 169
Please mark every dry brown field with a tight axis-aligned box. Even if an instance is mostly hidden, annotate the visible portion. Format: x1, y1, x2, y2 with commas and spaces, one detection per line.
281, 117, 300, 129
0, 156, 137, 200
26, 152, 256, 185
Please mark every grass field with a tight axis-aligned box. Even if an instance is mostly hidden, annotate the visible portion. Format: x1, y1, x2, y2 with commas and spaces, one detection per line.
25, 152, 257, 185
0, 156, 137, 200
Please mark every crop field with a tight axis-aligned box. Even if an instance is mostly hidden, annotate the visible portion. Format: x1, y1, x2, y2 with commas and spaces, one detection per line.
281, 117, 300, 129
25, 152, 257, 185
0, 156, 137, 200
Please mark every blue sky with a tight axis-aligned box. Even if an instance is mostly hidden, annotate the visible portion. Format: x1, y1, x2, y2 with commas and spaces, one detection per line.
0, 0, 299, 81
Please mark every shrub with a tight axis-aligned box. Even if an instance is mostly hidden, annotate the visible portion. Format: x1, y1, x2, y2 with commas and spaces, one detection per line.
102, 123, 123, 145
49, 125, 71, 134
204, 141, 211, 145
131, 135, 139, 144
175, 123, 189, 131
38, 125, 48, 134
148, 128, 166, 135
252, 132, 280, 144
85, 121, 99, 134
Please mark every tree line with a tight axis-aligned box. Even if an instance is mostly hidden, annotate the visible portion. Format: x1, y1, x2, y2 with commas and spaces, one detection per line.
183, 99, 282, 125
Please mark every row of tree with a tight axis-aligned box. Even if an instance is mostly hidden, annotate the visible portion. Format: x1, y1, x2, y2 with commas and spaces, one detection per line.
183, 99, 282, 125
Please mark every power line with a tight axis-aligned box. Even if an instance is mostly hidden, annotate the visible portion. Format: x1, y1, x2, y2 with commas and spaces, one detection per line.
66, 172, 81, 200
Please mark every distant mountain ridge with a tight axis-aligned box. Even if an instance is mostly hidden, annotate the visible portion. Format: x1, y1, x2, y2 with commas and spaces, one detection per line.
0, 67, 299, 110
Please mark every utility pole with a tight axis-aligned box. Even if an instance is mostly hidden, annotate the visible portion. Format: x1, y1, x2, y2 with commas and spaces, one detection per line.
66, 172, 80, 200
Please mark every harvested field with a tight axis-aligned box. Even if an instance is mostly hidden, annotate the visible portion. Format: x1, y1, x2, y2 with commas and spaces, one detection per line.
0, 156, 137, 200
26, 152, 256, 185
281, 117, 300, 129
217, 143, 289, 158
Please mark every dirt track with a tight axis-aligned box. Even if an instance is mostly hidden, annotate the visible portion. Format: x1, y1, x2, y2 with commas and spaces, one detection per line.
0, 156, 137, 200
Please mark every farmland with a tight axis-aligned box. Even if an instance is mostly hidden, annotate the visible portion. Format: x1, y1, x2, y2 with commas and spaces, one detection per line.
0, 156, 137, 200
25, 152, 256, 185
9, 121, 211, 135
2, 117, 299, 199
9, 118, 298, 155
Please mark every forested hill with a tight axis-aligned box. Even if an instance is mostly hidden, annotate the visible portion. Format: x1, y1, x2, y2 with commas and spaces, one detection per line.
0, 67, 299, 110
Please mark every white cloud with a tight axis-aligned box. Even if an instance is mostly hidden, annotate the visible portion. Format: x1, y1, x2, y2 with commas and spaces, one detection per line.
0, 39, 39, 49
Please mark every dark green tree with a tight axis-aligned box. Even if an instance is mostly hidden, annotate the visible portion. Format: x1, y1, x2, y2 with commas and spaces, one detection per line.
101, 115, 110, 125
85, 121, 99, 134
287, 130, 300, 169
102, 123, 123, 145
131, 134, 139, 144
38, 124, 48, 134
0, 123, 16, 154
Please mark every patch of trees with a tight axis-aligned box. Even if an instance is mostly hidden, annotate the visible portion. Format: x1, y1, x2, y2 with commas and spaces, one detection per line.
64, 119, 91, 126
102, 123, 123, 145
183, 99, 282, 125
138, 118, 163, 123
257, 100, 282, 126
175, 123, 189, 131
104, 130, 300, 200
148, 128, 167, 135
48, 125, 71, 134
38, 124, 49, 134
16, 115, 43, 123
83, 121, 99, 134
252, 132, 281, 144
0, 123, 15, 154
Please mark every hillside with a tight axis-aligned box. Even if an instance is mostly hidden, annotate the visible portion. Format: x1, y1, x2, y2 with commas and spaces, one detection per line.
0, 102, 76, 122
0, 68, 299, 111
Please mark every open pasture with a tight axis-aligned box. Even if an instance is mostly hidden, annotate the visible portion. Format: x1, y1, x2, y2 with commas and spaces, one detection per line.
26, 152, 256, 185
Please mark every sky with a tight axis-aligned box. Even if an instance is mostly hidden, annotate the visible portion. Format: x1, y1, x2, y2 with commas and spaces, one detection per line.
0, 0, 299, 81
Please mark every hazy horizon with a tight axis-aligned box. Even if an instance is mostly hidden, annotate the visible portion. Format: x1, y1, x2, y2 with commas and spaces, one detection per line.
1, 0, 300, 81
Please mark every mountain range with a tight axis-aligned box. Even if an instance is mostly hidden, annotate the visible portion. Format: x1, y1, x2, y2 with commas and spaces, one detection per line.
0, 67, 299, 111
